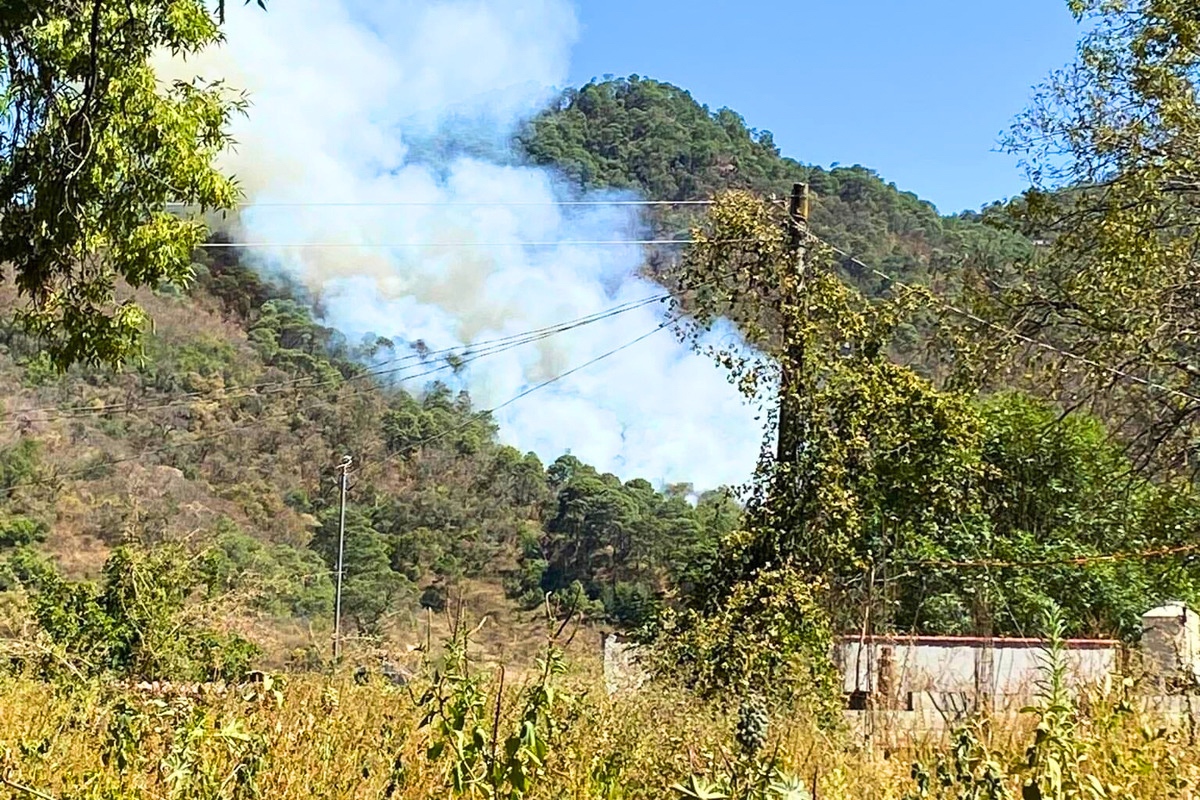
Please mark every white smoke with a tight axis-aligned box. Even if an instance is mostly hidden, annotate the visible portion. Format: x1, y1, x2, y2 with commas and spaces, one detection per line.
167, 0, 763, 488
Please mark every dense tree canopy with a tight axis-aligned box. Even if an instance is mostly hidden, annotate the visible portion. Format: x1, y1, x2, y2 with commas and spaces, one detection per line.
668, 190, 1200, 644
520, 76, 1030, 295
5, 19, 1200, 663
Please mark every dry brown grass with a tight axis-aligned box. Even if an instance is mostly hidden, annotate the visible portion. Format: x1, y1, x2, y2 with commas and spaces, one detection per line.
2, 659, 1200, 800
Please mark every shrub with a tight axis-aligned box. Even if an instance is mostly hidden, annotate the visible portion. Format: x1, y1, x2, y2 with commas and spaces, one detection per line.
0, 516, 47, 549
17, 545, 260, 681
648, 566, 838, 724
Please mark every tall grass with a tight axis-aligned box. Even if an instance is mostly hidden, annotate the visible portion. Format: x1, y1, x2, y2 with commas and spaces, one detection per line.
0, 607, 1197, 800
0, 664, 1196, 800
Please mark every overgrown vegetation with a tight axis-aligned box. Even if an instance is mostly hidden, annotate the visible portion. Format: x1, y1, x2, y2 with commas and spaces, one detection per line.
0, 246, 744, 647
0, 0, 252, 368
9, 0, 1200, 796
520, 75, 1030, 297
9, 545, 259, 682
0, 611, 1196, 800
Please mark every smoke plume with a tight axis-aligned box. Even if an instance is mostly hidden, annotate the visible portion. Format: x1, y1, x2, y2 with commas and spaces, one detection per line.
169, 0, 762, 489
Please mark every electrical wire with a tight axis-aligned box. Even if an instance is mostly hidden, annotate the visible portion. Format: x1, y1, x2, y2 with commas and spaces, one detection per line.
803, 231, 1200, 571
2, 292, 669, 424
14, 217, 1200, 573
165, 200, 715, 209
812, 232, 1200, 407
0, 351, 472, 499
6, 243, 752, 426
0, 316, 679, 497
379, 315, 679, 463
193, 239, 707, 249
908, 542, 1200, 570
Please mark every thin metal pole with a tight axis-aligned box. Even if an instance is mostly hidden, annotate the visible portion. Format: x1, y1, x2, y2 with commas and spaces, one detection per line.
334, 455, 352, 661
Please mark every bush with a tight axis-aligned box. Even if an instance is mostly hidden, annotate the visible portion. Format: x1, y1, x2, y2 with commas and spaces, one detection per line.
0, 439, 40, 492
203, 523, 334, 619
419, 582, 449, 612
0, 516, 47, 549
648, 566, 838, 722
18, 545, 260, 682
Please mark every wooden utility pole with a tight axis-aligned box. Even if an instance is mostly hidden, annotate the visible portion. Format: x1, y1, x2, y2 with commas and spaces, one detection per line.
776, 182, 810, 471
333, 454, 352, 661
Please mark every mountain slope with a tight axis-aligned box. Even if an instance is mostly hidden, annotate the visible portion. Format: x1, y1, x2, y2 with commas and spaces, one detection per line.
0, 247, 736, 657
519, 76, 1029, 293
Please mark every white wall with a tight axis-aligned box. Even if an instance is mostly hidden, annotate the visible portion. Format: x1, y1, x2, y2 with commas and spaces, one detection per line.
836, 639, 1117, 709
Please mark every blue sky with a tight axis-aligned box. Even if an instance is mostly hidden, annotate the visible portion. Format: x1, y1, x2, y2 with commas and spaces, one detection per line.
567, 1, 1082, 215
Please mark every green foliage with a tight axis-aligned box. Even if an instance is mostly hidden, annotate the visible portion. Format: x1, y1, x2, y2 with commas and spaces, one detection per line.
15, 545, 259, 681
672, 189, 1200, 647
1021, 606, 1084, 800
0, 439, 40, 493
520, 75, 1029, 295
673, 767, 812, 800
416, 612, 575, 798
965, 0, 1200, 473
139, 333, 246, 393
203, 521, 334, 619
650, 565, 838, 720
896, 392, 1200, 640
0, 515, 48, 549
907, 725, 1011, 800
191, 243, 280, 320
249, 298, 346, 382
19, 351, 58, 388
382, 386, 498, 456
312, 508, 413, 634
672, 689, 813, 799
514, 455, 739, 626
8, 49, 1200, 662
671, 191, 978, 615
0, 0, 249, 369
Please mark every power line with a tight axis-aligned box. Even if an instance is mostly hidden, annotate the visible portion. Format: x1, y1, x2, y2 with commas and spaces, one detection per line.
379, 316, 679, 464
909, 542, 1200, 570
0, 316, 679, 497
812, 233, 1200, 408
492, 318, 675, 414
2, 293, 669, 424
8, 247, 754, 426
0, 364, 428, 498
193, 239, 708, 249
168, 200, 715, 208
794, 232, 1200, 572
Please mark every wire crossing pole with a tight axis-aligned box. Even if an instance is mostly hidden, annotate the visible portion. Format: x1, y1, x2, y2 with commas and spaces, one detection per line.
333, 454, 352, 661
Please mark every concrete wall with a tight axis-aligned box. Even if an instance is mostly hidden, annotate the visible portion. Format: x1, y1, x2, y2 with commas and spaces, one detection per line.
600, 633, 1119, 708
1142, 603, 1200, 688
601, 632, 648, 695
600, 604, 1200, 713
836, 636, 1118, 712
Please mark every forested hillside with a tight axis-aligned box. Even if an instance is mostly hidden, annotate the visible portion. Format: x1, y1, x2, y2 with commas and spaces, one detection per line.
0, 246, 738, 662
520, 76, 1029, 294
15, 2, 1200, 798
0, 72, 1195, 655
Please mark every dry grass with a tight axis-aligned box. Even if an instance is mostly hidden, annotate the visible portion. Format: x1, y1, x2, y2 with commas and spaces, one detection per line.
0, 669, 728, 800
1, 659, 1199, 800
